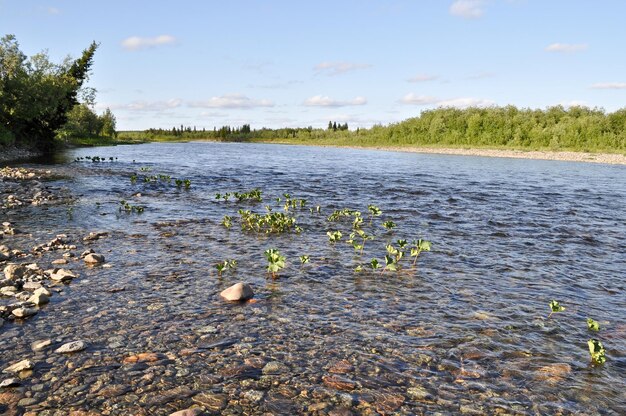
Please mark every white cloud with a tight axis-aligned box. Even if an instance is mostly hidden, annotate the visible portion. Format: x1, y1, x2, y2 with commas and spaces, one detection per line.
303, 95, 367, 107
399, 94, 440, 105
188, 94, 274, 109
314, 62, 372, 76
545, 43, 588, 53
408, 74, 439, 83
559, 100, 588, 108
400, 93, 494, 108
590, 82, 626, 90
99, 99, 182, 112
121, 35, 178, 51
449, 0, 485, 19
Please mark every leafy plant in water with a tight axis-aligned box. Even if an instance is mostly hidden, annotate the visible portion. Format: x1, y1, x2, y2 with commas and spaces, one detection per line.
299, 255, 310, 265
368, 204, 382, 224
587, 339, 606, 364
221, 215, 232, 229
119, 200, 144, 214
410, 239, 431, 266
548, 300, 565, 318
327, 230, 342, 244
215, 259, 237, 277
130, 174, 137, 184
382, 220, 396, 231
264, 248, 286, 279
586, 318, 600, 331
369, 258, 381, 270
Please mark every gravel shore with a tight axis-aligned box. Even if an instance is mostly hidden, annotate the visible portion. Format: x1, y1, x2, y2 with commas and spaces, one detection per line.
354, 146, 626, 165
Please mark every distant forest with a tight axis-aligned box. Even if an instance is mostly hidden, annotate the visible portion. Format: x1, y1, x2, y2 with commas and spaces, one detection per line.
122, 106, 626, 153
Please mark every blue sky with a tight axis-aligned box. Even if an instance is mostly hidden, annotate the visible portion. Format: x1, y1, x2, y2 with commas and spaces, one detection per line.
2, 0, 626, 130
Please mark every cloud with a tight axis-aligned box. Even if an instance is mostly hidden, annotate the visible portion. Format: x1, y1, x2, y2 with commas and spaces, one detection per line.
558, 100, 588, 108
121, 35, 178, 51
188, 94, 274, 109
590, 82, 626, 90
400, 93, 494, 107
100, 99, 182, 112
47, 7, 60, 15
449, 0, 486, 19
408, 74, 439, 83
303, 95, 367, 107
314, 62, 372, 76
545, 43, 588, 53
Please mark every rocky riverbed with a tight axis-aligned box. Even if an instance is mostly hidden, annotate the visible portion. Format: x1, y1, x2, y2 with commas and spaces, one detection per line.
1, 143, 625, 416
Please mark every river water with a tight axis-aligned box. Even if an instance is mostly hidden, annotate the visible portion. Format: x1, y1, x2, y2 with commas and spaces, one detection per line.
1, 142, 625, 415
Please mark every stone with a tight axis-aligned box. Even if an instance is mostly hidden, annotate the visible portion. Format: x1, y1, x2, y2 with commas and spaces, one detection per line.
407, 386, 433, 402
193, 392, 227, 412
0, 286, 17, 295
22, 282, 42, 291
169, 409, 202, 416
4, 264, 26, 280
322, 375, 357, 391
328, 360, 354, 374
220, 282, 254, 301
31, 339, 51, 351
51, 259, 68, 265
33, 287, 51, 297
0, 378, 20, 388
122, 352, 166, 364
84, 253, 105, 264
49, 268, 77, 282
262, 361, 289, 375
3, 359, 33, 373
55, 340, 86, 353
27, 292, 49, 306
12, 307, 37, 318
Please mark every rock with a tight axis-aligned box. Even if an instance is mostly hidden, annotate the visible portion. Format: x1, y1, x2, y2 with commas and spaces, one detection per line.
84, 253, 105, 264
83, 231, 108, 242
328, 360, 354, 374
193, 392, 227, 412
22, 282, 42, 291
220, 282, 254, 301
322, 375, 357, 391
49, 268, 77, 282
12, 307, 37, 318
33, 287, 51, 297
243, 390, 264, 403
51, 259, 68, 265
3, 359, 33, 373
0, 378, 20, 388
262, 361, 289, 375
169, 408, 202, 416
55, 340, 86, 353
407, 386, 433, 402
122, 352, 166, 364
31, 339, 51, 351
27, 292, 49, 306
536, 363, 571, 383
4, 264, 26, 280
0, 286, 17, 296
81, 249, 95, 257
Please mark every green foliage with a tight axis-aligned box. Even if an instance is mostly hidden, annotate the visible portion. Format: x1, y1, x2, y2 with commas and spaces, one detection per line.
119, 200, 144, 213
56, 104, 117, 139
586, 318, 600, 331
264, 248, 286, 278
382, 220, 396, 230
548, 300, 565, 318
0, 34, 99, 150
410, 239, 431, 266
587, 339, 606, 364
327, 230, 343, 243
299, 255, 310, 265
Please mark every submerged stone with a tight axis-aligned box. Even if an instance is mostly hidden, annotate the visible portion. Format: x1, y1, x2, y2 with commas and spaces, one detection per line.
220, 282, 254, 301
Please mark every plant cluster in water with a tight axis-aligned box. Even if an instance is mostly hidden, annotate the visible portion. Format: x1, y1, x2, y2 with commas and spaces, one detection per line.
119, 200, 144, 214
75, 156, 118, 162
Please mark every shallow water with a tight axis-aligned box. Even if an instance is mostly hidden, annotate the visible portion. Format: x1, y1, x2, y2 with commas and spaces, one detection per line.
1, 142, 625, 415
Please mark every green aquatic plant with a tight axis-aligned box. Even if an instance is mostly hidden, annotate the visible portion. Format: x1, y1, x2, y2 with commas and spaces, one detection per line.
130, 174, 137, 184
587, 339, 606, 364
265, 248, 286, 279
139, 166, 151, 172
382, 254, 398, 273
327, 230, 343, 244
369, 258, 381, 270
215, 261, 228, 276
382, 220, 396, 231
587, 318, 600, 331
368, 204, 382, 224
221, 215, 232, 229
119, 200, 144, 214
410, 239, 431, 266
299, 255, 310, 265
548, 300, 565, 318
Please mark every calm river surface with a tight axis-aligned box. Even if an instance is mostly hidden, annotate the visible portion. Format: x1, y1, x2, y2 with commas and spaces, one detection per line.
1, 142, 625, 415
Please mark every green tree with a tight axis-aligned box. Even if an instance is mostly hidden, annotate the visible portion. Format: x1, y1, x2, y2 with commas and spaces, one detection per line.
99, 108, 116, 137
0, 34, 98, 150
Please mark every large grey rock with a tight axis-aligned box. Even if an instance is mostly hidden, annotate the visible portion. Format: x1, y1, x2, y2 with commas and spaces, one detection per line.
220, 283, 254, 301
3, 359, 33, 373
22, 281, 43, 291
4, 264, 26, 280
31, 339, 51, 351
34, 287, 51, 297
12, 307, 37, 318
49, 268, 77, 282
84, 253, 105, 264
0, 378, 21, 388
27, 291, 49, 306
55, 340, 86, 353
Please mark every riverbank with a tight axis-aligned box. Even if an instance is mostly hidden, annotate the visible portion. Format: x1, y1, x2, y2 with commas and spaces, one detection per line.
0, 146, 43, 165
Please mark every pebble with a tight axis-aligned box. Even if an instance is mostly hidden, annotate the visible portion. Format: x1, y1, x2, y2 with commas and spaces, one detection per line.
55, 340, 86, 353
0, 378, 21, 388
3, 359, 34, 373
32, 339, 51, 351
49, 268, 78, 282
220, 282, 254, 301
4, 264, 26, 280
51, 259, 68, 265
12, 307, 38, 318
169, 408, 202, 416
262, 361, 290, 375
27, 292, 49, 306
